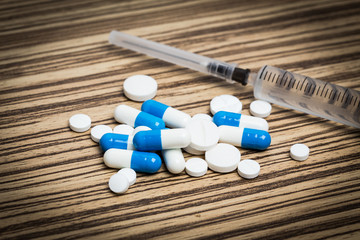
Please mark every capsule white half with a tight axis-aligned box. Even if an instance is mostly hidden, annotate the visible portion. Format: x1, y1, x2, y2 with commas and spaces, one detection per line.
133, 129, 191, 151
104, 149, 162, 173
162, 148, 185, 174
114, 104, 165, 129
142, 100, 191, 128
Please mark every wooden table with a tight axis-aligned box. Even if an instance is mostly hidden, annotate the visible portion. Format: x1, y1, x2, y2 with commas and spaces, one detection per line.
1, 0, 359, 239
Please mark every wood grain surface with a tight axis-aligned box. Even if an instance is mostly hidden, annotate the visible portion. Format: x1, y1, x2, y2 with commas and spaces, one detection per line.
1, 0, 360, 239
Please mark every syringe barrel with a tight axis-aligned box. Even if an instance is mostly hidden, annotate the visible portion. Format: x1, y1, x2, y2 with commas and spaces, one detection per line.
109, 31, 237, 82
253, 65, 360, 128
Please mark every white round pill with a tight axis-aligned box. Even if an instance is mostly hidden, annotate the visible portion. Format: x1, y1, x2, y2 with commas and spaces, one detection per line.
123, 75, 157, 102
185, 158, 208, 177
237, 159, 260, 179
183, 145, 205, 155
69, 114, 91, 132
192, 113, 212, 122
108, 172, 129, 194
133, 126, 151, 135
113, 124, 134, 135
205, 143, 241, 173
91, 125, 112, 143
290, 143, 309, 161
210, 95, 242, 115
250, 100, 272, 118
185, 119, 219, 151
118, 168, 136, 186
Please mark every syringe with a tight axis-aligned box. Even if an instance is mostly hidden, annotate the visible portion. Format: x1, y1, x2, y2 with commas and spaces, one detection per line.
109, 31, 360, 129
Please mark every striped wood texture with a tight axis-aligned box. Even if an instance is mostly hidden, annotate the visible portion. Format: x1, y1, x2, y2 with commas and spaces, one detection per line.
1, 0, 360, 239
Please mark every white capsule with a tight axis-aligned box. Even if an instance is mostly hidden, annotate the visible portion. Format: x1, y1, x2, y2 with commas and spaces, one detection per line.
141, 100, 191, 128
218, 125, 271, 150
114, 104, 165, 129
104, 149, 162, 173
162, 148, 185, 174
213, 111, 269, 131
133, 129, 191, 151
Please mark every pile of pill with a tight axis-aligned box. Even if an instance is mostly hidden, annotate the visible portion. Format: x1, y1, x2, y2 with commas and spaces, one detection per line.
69, 75, 309, 194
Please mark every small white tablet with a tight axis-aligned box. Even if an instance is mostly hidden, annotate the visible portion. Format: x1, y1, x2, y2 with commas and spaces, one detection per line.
250, 100, 272, 118
210, 95, 242, 115
118, 168, 136, 186
108, 172, 129, 194
123, 75, 157, 101
290, 143, 309, 161
91, 125, 112, 143
185, 158, 208, 177
237, 159, 260, 179
113, 124, 134, 135
205, 143, 241, 173
69, 114, 91, 132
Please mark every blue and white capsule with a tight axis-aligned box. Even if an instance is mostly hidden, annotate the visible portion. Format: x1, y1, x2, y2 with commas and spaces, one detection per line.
141, 100, 191, 128
133, 129, 191, 151
104, 149, 162, 173
218, 125, 271, 150
213, 111, 269, 131
100, 133, 134, 152
114, 104, 165, 129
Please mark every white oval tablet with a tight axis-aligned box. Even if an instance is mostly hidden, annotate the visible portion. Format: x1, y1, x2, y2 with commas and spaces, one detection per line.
91, 125, 112, 143
185, 119, 219, 151
123, 75, 157, 101
210, 95, 242, 115
290, 143, 309, 161
250, 100, 272, 118
118, 168, 136, 186
205, 143, 240, 173
192, 113, 212, 122
185, 158, 208, 177
133, 126, 151, 135
113, 124, 134, 135
108, 172, 129, 194
237, 159, 260, 179
69, 114, 91, 132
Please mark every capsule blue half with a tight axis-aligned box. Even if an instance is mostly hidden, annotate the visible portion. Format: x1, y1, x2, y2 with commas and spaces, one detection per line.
134, 111, 166, 129
133, 129, 191, 151
213, 111, 269, 131
142, 100, 191, 128
218, 125, 271, 150
114, 104, 165, 129
141, 100, 169, 118
104, 149, 162, 173
241, 128, 271, 150
99, 133, 133, 152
